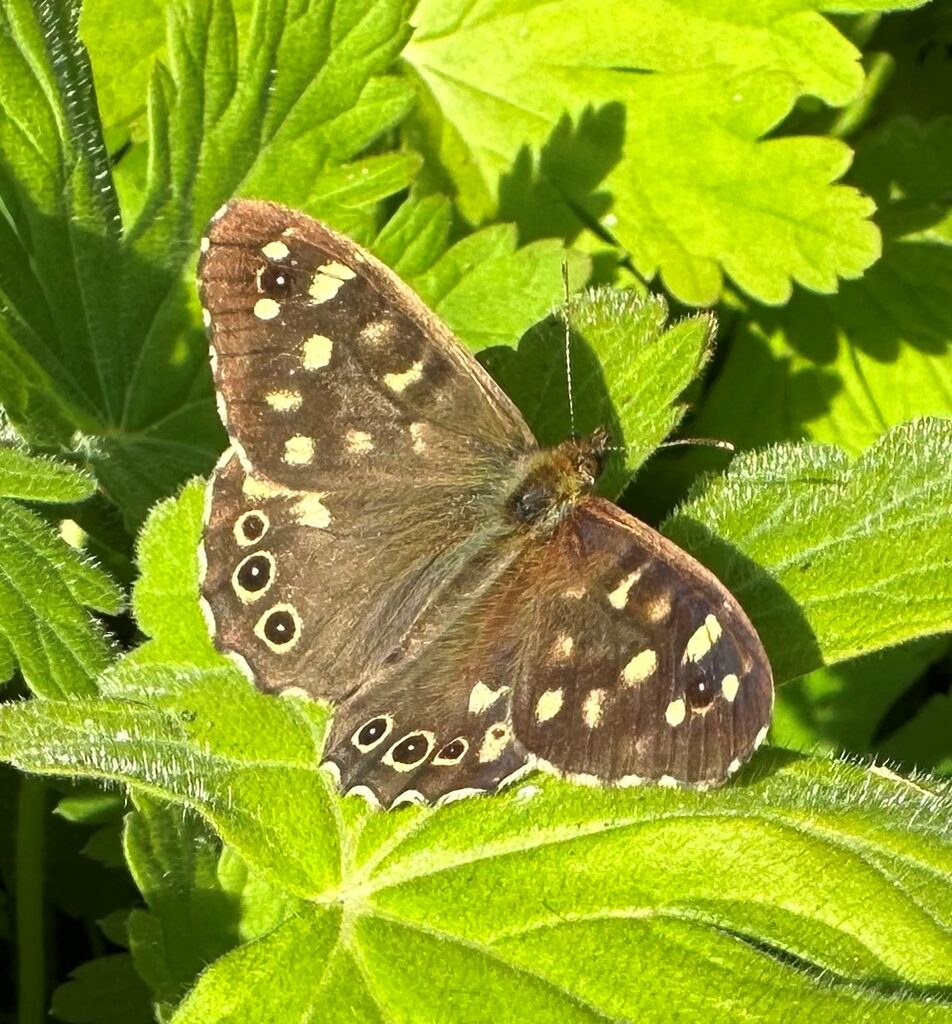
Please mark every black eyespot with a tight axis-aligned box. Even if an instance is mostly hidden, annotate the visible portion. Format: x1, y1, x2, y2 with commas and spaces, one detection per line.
259, 265, 293, 296
434, 738, 468, 765
238, 511, 267, 543
684, 663, 717, 708
263, 608, 296, 646
236, 554, 272, 593
390, 732, 432, 766
354, 717, 391, 750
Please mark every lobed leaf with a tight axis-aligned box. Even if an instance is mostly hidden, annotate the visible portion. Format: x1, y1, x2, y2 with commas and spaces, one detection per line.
483, 288, 714, 497
403, 0, 885, 304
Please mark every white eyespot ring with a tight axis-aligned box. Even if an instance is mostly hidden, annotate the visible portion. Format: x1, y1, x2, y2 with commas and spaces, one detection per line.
351, 715, 395, 752
382, 731, 436, 773
234, 510, 270, 547
254, 603, 301, 653
231, 551, 276, 604
432, 737, 469, 766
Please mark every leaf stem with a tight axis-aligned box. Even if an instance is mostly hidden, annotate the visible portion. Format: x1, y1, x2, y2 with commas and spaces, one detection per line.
16, 777, 46, 1024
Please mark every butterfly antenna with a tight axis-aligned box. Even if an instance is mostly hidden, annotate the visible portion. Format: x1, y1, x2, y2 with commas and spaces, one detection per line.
561, 260, 577, 438
658, 437, 735, 453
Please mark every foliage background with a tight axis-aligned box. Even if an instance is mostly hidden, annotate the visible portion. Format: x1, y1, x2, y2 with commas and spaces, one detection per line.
0, 0, 950, 1021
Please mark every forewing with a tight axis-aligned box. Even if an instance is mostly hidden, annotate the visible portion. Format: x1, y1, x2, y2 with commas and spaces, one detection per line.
503, 498, 773, 787
199, 198, 535, 488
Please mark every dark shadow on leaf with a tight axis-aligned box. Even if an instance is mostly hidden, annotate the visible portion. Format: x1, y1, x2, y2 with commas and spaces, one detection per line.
479, 315, 624, 458
497, 104, 626, 246
661, 516, 822, 685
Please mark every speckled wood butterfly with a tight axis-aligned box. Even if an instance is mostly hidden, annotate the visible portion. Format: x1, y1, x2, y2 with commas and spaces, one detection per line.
197, 199, 773, 808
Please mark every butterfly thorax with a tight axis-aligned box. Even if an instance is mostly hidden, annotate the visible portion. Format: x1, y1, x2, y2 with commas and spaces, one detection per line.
506, 428, 611, 530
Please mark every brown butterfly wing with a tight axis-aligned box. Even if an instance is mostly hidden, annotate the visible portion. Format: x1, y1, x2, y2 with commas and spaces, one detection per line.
502, 498, 773, 786
198, 200, 536, 700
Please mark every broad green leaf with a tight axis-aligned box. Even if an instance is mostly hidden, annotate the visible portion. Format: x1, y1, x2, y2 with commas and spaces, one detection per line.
680, 117, 952, 462
772, 637, 950, 760
883, 692, 952, 776
0, 0, 418, 529
51, 954, 153, 1024
0, 499, 121, 696
0, 448, 95, 503
1, 685, 951, 1022
664, 418, 952, 683
122, 794, 295, 1018
130, 480, 222, 667
482, 289, 713, 497
414, 223, 590, 351
403, 0, 887, 304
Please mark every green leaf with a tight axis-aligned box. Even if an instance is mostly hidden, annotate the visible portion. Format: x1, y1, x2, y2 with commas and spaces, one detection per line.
122, 796, 250, 1016
403, 0, 885, 304
2, 685, 952, 1022
482, 288, 714, 497
0, 499, 121, 697
4, 465, 952, 1019
129, 479, 221, 667
51, 954, 153, 1024
0, 0, 418, 529
681, 116, 952, 462
664, 418, 952, 683
772, 638, 950, 761
0, 448, 95, 503
413, 223, 590, 351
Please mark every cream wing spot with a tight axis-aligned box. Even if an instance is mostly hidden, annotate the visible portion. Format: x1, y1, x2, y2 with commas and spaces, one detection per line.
265, 389, 302, 412
550, 634, 574, 662
200, 236, 210, 253
478, 723, 511, 763
722, 673, 740, 702
607, 567, 644, 609
534, 688, 564, 723
202, 307, 211, 327
261, 240, 290, 260
683, 614, 724, 662
284, 435, 314, 465
582, 689, 607, 728
345, 429, 374, 455
644, 592, 673, 623
621, 648, 657, 686
254, 298, 281, 321
302, 334, 333, 370
308, 261, 356, 304
665, 698, 686, 727
468, 681, 509, 715
293, 492, 331, 529
383, 360, 424, 393
409, 422, 428, 454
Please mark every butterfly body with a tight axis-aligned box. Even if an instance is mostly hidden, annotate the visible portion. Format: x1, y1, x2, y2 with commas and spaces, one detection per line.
198, 199, 773, 808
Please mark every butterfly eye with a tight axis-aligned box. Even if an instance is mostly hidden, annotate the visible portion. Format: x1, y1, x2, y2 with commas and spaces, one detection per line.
254, 604, 301, 652
383, 731, 435, 772
233, 552, 275, 603
433, 738, 468, 766
352, 715, 394, 752
258, 265, 294, 296
234, 510, 269, 546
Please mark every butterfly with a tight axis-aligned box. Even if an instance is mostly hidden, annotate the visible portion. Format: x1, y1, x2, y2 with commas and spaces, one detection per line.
197, 199, 773, 808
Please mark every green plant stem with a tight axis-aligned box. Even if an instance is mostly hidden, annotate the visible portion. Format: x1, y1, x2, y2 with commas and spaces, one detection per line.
16, 777, 46, 1024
